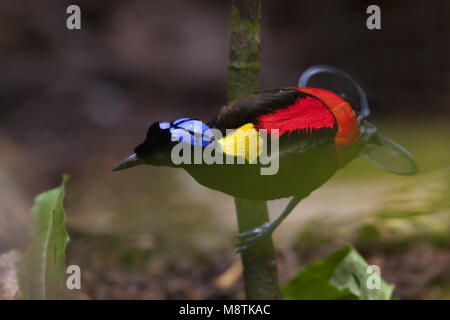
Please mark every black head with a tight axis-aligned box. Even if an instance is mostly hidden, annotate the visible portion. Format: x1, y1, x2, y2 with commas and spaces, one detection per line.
113, 118, 213, 171
113, 121, 175, 171
135, 122, 175, 165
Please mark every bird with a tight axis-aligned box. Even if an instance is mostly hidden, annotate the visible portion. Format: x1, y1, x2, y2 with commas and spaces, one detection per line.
113, 65, 417, 251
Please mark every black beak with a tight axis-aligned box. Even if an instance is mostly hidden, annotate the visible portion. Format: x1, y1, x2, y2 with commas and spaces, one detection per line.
113, 153, 145, 171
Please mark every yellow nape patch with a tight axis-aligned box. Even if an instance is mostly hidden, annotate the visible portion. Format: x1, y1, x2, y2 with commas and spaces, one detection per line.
217, 123, 263, 163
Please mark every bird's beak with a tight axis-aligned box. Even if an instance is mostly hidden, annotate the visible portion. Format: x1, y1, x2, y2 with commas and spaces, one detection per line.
113, 153, 145, 171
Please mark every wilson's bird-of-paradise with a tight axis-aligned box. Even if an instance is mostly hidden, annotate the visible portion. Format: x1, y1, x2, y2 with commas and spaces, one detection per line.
114, 65, 417, 250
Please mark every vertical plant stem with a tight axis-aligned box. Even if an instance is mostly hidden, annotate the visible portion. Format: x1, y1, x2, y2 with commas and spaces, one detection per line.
227, 0, 281, 299
234, 198, 280, 299
227, 0, 260, 102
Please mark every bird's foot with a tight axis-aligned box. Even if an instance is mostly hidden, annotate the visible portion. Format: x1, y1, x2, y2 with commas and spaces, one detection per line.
235, 222, 275, 253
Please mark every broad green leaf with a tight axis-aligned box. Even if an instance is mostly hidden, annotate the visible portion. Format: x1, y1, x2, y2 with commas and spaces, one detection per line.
330, 247, 394, 300
283, 245, 394, 300
19, 175, 70, 300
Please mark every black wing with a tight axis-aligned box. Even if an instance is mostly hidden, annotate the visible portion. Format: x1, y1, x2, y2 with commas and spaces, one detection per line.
210, 88, 321, 132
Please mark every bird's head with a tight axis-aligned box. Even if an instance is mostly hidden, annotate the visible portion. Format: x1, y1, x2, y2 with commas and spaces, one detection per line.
113, 118, 213, 171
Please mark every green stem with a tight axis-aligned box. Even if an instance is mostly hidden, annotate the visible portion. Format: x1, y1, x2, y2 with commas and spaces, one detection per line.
227, 0, 281, 299
234, 198, 280, 299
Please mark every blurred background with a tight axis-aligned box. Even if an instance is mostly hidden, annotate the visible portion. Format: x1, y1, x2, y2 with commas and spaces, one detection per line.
0, 0, 449, 299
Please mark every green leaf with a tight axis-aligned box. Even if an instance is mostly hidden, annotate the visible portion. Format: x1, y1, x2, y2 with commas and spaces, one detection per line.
282, 245, 394, 300
19, 175, 70, 300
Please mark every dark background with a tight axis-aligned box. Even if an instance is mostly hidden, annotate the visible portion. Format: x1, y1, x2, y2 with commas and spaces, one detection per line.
0, 0, 448, 186
0, 0, 448, 299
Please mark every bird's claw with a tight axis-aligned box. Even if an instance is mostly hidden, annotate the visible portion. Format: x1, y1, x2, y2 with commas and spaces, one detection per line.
235, 222, 274, 253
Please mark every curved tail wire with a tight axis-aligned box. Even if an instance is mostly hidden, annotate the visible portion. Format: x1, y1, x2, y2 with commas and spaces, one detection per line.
298, 65, 418, 176
362, 132, 418, 176
298, 65, 371, 121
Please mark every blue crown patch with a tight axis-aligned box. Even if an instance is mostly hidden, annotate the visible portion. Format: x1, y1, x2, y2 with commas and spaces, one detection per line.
159, 118, 214, 147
